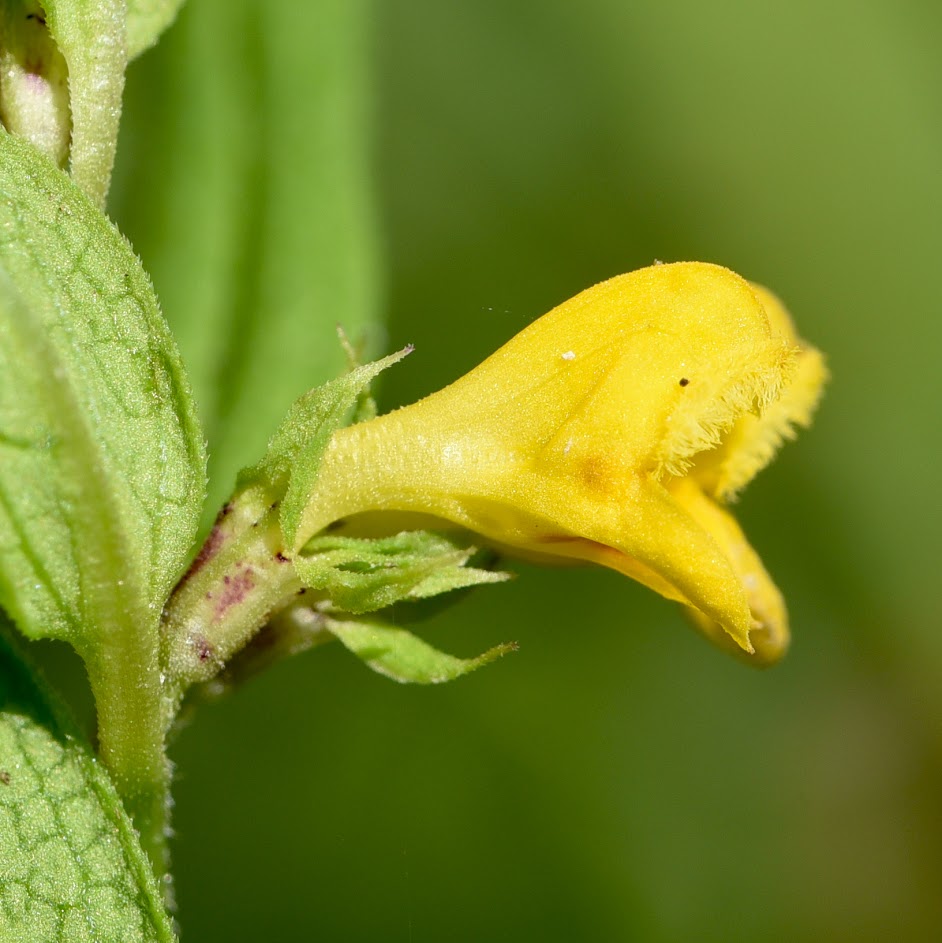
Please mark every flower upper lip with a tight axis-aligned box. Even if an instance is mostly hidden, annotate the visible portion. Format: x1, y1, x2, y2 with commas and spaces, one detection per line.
296, 262, 826, 665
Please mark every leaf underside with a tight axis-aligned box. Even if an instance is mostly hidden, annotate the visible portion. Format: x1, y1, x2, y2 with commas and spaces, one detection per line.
0, 132, 206, 650
327, 618, 516, 685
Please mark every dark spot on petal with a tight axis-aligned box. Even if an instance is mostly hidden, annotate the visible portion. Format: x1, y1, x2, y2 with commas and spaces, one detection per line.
679, 377, 690, 387
275, 551, 290, 563
0, 770, 10, 785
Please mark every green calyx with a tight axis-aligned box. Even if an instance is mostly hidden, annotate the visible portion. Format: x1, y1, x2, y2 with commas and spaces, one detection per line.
162, 346, 515, 701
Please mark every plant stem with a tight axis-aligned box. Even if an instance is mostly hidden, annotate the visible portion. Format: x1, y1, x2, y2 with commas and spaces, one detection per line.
160, 492, 302, 717
84, 627, 170, 881
88, 487, 303, 885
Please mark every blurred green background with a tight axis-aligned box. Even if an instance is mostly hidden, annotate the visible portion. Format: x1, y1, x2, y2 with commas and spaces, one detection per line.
107, 0, 942, 939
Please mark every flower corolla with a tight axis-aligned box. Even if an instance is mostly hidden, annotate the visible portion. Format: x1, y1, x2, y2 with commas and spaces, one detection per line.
296, 262, 826, 664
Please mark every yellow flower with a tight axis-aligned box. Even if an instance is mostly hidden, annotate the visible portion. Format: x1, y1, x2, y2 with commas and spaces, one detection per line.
295, 262, 826, 665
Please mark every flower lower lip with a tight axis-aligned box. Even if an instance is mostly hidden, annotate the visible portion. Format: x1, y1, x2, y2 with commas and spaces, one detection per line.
665, 477, 789, 664
535, 534, 693, 606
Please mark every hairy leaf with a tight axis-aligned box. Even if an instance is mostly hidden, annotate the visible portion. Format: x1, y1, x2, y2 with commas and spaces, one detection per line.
295, 531, 508, 614
0, 626, 176, 942
277, 348, 411, 547
326, 617, 515, 685
241, 349, 409, 498
0, 133, 206, 650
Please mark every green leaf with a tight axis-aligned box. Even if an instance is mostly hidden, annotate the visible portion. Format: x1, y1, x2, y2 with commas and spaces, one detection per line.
126, 0, 185, 60
110, 0, 382, 514
42, 0, 127, 206
277, 348, 411, 547
0, 133, 206, 650
0, 626, 176, 942
241, 348, 409, 496
408, 561, 511, 601
295, 530, 508, 614
325, 617, 516, 685
223, 345, 408, 540
337, 327, 380, 424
